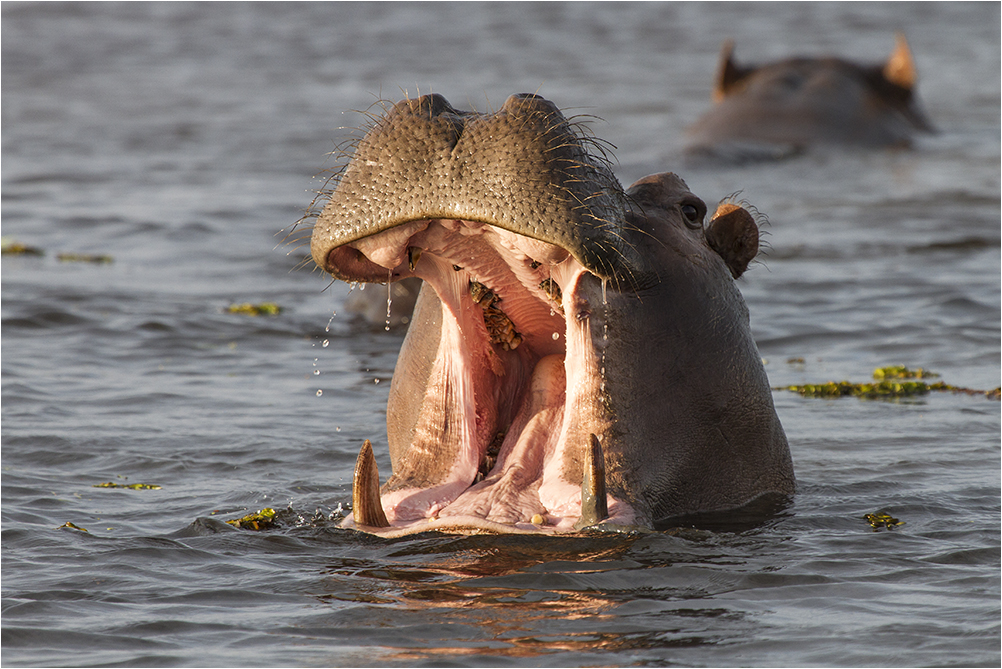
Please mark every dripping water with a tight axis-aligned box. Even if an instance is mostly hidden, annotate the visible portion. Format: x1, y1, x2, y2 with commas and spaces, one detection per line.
600, 277, 608, 392
320, 309, 336, 395
385, 270, 393, 331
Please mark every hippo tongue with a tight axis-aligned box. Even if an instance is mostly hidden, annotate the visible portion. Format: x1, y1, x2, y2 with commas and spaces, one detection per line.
334, 218, 634, 534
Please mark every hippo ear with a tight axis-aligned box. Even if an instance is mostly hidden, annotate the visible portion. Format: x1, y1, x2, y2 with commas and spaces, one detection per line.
705, 202, 759, 279
882, 33, 917, 92
713, 40, 748, 102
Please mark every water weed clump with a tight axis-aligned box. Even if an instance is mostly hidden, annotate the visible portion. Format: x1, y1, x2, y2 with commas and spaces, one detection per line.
779, 366, 999, 400
227, 302, 282, 316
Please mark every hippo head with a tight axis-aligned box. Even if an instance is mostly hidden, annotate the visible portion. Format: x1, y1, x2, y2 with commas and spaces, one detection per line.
310, 94, 794, 537
684, 34, 935, 161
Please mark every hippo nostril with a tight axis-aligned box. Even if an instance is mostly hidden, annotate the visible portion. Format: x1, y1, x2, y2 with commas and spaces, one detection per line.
503, 93, 560, 116
395, 93, 458, 119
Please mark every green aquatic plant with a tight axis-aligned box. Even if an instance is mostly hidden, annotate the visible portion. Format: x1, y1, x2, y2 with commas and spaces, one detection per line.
778, 365, 999, 400
92, 482, 162, 490
863, 512, 904, 531
1, 237, 44, 256
57, 522, 88, 532
227, 302, 282, 316
873, 365, 939, 379
783, 380, 932, 398
56, 252, 114, 264
226, 507, 277, 530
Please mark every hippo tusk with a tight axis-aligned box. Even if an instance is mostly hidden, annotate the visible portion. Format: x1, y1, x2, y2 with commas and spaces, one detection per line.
574, 434, 609, 530
352, 440, 390, 528
407, 246, 422, 272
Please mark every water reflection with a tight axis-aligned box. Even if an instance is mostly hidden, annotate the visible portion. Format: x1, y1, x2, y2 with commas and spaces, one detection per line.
316, 531, 751, 660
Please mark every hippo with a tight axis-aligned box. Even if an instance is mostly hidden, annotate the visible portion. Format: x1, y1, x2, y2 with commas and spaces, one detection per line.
310, 93, 794, 537
684, 34, 934, 161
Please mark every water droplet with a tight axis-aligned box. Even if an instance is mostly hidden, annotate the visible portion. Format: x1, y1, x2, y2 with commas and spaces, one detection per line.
385, 270, 393, 331
336, 426, 341, 432
322, 339, 329, 348
313, 369, 320, 375
374, 378, 380, 384
316, 389, 323, 397
552, 332, 560, 340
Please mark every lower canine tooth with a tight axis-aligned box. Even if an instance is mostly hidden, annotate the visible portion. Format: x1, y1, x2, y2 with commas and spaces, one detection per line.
574, 434, 609, 530
352, 439, 389, 528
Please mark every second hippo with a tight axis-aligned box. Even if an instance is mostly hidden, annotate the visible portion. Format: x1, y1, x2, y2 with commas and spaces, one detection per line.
684, 34, 934, 161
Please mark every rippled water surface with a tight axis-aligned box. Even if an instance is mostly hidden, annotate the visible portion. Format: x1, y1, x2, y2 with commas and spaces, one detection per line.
3, 3, 999, 667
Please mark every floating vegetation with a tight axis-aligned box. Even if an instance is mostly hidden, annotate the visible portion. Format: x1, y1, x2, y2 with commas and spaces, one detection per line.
784, 380, 932, 398
863, 512, 904, 531
226, 507, 277, 531
873, 366, 938, 380
57, 522, 89, 532
227, 302, 282, 316
93, 482, 162, 490
57, 252, 114, 264
1, 237, 44, 256
779, 365, 999, 400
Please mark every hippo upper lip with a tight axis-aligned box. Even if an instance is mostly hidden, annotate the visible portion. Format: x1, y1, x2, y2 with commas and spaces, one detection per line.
310, 93, 633, 283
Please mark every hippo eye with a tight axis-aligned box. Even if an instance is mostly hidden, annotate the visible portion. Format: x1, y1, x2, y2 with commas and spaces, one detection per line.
681, 203, 702, 227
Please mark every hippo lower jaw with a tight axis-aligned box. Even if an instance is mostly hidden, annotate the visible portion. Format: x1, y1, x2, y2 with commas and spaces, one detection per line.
333, 218, 643, 536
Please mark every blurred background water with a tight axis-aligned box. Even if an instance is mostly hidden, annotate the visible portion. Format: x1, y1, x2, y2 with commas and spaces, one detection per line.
2, 2, 999, 667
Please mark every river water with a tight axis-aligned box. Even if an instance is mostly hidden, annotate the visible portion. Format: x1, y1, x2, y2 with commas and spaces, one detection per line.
2, 2, 999, 667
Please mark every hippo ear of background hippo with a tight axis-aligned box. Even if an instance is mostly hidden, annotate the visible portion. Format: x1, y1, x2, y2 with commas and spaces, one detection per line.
882, 33, 917, 92
705, 203, 759, 279
712, 40, 750, 102
874, 33, 935, 132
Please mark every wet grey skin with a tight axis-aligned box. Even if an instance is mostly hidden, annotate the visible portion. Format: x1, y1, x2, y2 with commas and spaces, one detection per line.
311, 93, 794, 537
684, 34, 935, 162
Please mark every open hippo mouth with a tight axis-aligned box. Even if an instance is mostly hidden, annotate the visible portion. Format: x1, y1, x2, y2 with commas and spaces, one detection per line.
339, 215, 623, 536
308, 93, 794, 537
